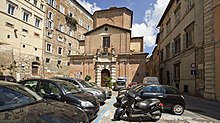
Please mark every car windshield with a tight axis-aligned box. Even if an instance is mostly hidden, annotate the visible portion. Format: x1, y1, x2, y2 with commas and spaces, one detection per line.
0, 85, 42, 111
76, 79, 93, 88
55, 81, 82, 94
117, 81, 125, 86
147, 81, 159, 85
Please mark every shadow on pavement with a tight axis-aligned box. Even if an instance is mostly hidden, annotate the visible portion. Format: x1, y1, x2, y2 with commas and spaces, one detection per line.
111, 116, 157, 122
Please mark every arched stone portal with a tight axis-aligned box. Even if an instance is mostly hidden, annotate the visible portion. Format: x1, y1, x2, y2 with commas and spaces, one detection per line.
101, 69, 110, 87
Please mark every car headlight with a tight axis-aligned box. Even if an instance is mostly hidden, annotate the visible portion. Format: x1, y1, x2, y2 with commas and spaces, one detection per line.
81, 101, 94, 108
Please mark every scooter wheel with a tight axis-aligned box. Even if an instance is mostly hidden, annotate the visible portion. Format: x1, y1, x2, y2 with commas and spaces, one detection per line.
114, 114, 120, 121
151, 111, 161, 121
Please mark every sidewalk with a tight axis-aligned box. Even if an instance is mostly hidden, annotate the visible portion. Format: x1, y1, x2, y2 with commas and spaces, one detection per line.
184, 94, 220, 123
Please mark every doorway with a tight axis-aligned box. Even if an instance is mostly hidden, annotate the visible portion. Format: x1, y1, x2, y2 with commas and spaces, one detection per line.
101, 69, 110, 87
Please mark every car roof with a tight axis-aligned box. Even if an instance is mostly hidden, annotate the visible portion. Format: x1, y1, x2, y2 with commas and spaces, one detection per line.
138, 84, 177, 88
0, 80, 19, 86
53, 76, 76, 80
21, 78, 68, 83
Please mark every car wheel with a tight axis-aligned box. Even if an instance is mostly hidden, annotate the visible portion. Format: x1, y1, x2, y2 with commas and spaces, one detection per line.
171, 104, 184, 115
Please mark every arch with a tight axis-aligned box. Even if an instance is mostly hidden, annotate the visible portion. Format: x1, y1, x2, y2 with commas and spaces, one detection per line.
101, 69, 110, 87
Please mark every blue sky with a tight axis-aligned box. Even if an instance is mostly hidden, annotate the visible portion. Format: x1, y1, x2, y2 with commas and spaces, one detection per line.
76, 0, 169, 56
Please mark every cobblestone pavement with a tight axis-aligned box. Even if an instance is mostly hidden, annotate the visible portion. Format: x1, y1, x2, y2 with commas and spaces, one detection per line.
92, 91, 219, 123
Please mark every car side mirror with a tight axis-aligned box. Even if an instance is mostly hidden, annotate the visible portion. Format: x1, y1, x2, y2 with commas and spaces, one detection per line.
140, 91, 144, 95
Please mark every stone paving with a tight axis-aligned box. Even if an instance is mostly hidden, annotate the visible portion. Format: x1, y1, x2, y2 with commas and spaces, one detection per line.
92, 91, 217, 123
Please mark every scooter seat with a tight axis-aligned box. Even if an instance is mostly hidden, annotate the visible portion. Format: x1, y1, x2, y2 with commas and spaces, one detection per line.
135, 98, 160, 109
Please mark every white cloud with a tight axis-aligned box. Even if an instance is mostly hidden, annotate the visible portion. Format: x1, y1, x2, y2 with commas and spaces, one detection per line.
131, 0, 169, 51
76, 0, 101, 14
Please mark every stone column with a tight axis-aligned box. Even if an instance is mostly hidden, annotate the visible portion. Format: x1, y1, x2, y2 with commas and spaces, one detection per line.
111, 64, 116, 83
96, 64, 102, 86
204, 0, 216, 100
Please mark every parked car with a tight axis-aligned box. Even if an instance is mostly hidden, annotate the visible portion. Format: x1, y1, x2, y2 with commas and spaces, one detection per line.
143, 77, 160, 85
53, 77, 107, 103
89, 82, 112, 99
19, 79, 100, 121
113, 77, 126, 91
0, 81, 89, 123
135, 84, 185, 115
0, 75, 17, 82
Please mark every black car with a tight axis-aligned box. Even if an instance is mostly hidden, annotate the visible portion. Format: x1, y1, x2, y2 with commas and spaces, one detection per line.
134, 84, 185, 115
53, 77, 107, 103
0, 81, 89, 123
19, 79, 100, 120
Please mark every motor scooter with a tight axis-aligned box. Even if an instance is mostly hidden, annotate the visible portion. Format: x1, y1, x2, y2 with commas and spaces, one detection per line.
114, 90, 163, 121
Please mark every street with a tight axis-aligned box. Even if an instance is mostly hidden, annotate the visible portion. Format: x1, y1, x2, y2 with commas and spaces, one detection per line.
92, 91, 220, 123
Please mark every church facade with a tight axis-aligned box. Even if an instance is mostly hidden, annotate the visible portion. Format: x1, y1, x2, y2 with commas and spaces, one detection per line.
69, 7, 148, 87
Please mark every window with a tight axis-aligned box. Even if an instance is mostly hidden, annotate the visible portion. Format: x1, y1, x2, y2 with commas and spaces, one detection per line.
160, 49, 164, 62
187, 0, 193, 10
174, 63, 180, 89
58, 35, 63, 41
46, 43, 52, 52
46, 58, 50, 63
40, 4, 44, 10
60, 5, 65, 14
67, 62, 70, 66
34, 33, 40, 38
48, 11, 54, 20
5, 22, 14, 28
174, 5, 181, 25
48, 0, 56, 7
57, 60, 61, 65
166, 43, 170, 59
33, 0, 37, 6
39, 82, 61, 96
7, 3, 15, 15
35, 17, 41, 27
69, 12, 74, 17
23, 11, 30, 22
184, 23, 194, 49
103, 37, 110, 48
0, 86, 36, 111
166, 19, 171, 35
23, 80, 38, 91
68, 43, 72, 47
58, 24, 64, 32
57, 47, 63, 55
67, 50, 71, 55
47, 20, 54, 29
174, 35, 181, 54
22, 28, 29, 33
143, 86, 162, 93
47, 31, 52, 38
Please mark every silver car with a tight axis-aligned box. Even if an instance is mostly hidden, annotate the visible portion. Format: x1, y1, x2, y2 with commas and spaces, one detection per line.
53, 77, 107, 103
